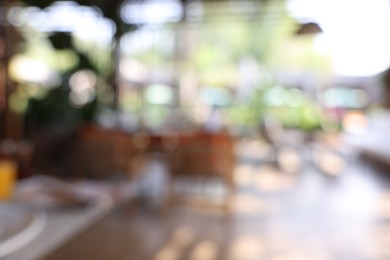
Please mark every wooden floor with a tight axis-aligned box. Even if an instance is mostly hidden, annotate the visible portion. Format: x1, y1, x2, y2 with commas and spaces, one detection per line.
43, 141, 390, 260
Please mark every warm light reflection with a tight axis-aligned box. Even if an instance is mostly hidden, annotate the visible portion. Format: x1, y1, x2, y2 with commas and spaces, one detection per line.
154, 226, 195, 260
312, 145, 344, 176
228, 235, 264, 259
254, 165, 296, 192
267, 251, 315, 260
236, 140, 272, 160
342, 111, 368, 134
233, 164, 254, 187
154, 247, 180, 260
232, 193, 280, 215
190, 240, 218, 260
373, 226, 390, 258
378, 193, 390, 220
276, 147, 302, 174
316, 152, 344, 176
266, 229, 296, 255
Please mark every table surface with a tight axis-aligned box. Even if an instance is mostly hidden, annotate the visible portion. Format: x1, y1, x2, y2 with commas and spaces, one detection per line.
4, 206, 107, 260
1, 177, 137, 260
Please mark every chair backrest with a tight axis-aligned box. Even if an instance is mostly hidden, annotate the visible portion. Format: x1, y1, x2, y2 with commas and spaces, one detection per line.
169, 132, 235, 185
74, 127, 133, 179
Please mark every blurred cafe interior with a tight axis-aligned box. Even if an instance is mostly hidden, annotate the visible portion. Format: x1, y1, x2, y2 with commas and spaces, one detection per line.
1, 0, 390, 259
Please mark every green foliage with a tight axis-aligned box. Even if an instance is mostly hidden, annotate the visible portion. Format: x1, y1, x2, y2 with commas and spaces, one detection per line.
25, 86, 80, 127
265, 87, 322, 131
228, 86, 269, 127
228, 84, 322, 132
22, 32, 103, 127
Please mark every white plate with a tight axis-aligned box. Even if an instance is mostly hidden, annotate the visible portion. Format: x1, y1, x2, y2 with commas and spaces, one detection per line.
0, 203, 46, 258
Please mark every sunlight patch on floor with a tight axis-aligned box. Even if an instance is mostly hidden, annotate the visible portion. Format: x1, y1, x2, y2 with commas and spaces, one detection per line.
254, 165, 297, 192
190, 240, 218, 260
228, 234, 265, 260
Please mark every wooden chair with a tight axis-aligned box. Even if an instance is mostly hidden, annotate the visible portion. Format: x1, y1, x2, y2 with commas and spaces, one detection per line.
167, 131, 235, 210
73, 126, 138, 180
